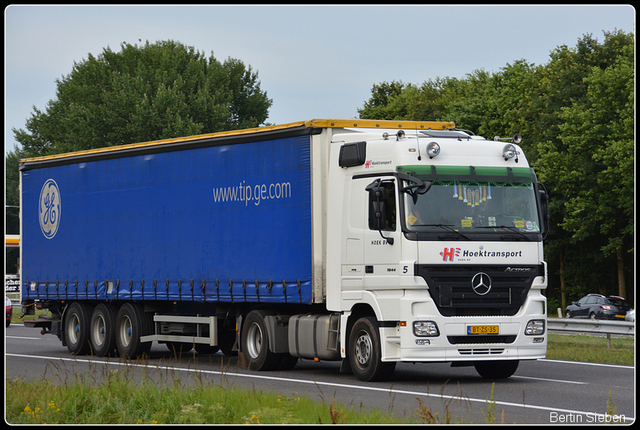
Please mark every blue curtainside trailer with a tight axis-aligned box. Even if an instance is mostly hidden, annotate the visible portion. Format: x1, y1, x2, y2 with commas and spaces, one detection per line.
21, 134, 314, 304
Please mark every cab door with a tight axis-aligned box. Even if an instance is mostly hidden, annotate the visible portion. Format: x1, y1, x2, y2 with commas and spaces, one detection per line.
362, 177, 402, 288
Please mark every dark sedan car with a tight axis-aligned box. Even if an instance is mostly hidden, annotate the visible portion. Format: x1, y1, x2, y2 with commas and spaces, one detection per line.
565, 294, 632, 320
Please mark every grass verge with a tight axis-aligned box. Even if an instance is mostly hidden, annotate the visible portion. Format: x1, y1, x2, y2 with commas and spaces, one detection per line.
5, 360, 432, 424
546, 333, 634, 366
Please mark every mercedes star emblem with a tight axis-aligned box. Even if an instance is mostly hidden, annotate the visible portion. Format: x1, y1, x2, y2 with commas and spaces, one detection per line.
471, 272, 492, 295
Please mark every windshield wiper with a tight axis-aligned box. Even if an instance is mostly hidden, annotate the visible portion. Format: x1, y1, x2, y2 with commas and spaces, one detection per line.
478, 225, 530, 241
422, 224, 471, 241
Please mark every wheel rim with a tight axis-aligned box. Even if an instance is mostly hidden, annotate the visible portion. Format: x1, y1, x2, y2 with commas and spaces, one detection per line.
92, 314, 106, 347
354, 331, 372, 366
246, 322, 263, 360
119, 315, 133, 348
67, 313, 80, 344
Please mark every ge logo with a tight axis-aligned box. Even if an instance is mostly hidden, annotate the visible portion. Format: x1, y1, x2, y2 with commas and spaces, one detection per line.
39, 179, 61, 239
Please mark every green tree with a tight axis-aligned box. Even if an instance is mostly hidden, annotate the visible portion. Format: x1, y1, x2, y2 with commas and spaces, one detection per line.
13, 39, 272, 157
535, 30, 634, 302
357, 80, 408, 119
552, 41, 633, 298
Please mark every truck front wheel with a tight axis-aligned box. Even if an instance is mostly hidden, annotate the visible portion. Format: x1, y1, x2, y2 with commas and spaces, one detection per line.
115, 303, 152, 358
241, 310, 281, 371
64, 302, 94, 355
348, 317, 396, 381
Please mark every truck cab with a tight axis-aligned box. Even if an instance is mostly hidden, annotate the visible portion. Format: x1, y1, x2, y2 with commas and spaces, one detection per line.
326, 125, 548, 380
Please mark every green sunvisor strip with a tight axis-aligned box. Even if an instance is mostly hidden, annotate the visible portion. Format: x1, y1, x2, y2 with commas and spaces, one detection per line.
397, 165, 537, 184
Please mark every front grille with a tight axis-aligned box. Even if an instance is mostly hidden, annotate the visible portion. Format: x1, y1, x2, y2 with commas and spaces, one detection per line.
416, 264, 543, 317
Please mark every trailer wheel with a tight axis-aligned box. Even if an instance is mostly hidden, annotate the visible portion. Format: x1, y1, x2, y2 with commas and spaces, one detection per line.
241, 310, 281, 371
474, 360, 519, 379
90, 303, 117, 357
348, 317, 396, 381
116, 303, 152, 358
64, 302, 94, 355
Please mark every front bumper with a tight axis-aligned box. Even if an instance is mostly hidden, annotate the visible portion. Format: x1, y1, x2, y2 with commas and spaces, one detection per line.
380, 289, 547, 362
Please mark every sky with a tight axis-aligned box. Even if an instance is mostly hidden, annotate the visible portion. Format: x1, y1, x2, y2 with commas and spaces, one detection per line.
4, 4, 635, 155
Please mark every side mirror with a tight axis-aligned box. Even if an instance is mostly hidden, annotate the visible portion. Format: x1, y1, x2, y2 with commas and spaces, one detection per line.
365, 179, 394, 245
537, 184, 550, 240
398, 173, 431, 204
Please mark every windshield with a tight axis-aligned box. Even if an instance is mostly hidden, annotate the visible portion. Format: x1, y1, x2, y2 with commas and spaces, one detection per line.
399, 166, 541, 235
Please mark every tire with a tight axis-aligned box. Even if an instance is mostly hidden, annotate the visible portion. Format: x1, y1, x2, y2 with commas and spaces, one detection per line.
277, 353, 299, 371
589, 312, 597, 320
90, 303, 118, 357
241, 310, 281, 371
474, 360, 519, 379
565, 310, 571, 318
347, 317, 396, 382
115, 303, 153, 358
64, 302, 94, 355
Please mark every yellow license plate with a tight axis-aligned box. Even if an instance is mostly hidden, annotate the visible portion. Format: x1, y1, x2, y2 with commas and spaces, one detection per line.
467, 325, 499, 335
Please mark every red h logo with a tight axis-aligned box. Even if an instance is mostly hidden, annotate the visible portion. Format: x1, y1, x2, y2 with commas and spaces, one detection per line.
440, 247, 455, 262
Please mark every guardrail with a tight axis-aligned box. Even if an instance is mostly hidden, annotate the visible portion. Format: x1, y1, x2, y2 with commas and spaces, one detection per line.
547, 317, 634, 348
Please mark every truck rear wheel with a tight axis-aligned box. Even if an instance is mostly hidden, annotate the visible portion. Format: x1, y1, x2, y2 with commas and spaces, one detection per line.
348, 317, 396, 381
241, 310, 281, 371
474, 360, 519, 379
115, 303, 152, 358
90, 303, 117, 357
64, 302, 94, 355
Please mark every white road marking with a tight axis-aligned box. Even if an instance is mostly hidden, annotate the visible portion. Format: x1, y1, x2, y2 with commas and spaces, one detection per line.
512, 375, 588, 385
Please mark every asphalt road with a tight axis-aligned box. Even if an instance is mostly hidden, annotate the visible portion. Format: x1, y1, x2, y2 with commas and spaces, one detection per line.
6, 323, 635, 424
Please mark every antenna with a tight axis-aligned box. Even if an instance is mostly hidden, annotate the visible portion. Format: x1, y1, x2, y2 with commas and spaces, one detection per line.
415, 125, 422, 161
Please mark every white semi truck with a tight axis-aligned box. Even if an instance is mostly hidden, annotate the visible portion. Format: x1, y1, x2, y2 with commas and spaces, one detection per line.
21, 119, 549, 381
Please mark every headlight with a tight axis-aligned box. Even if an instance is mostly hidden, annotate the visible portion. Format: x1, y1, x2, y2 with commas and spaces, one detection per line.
413, 321, 439, 337
525, 319, 545, 335
426, 142, 440, 158
502, 143, 517, 160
